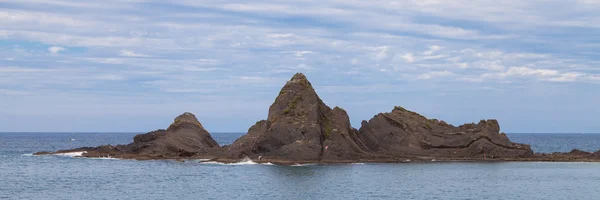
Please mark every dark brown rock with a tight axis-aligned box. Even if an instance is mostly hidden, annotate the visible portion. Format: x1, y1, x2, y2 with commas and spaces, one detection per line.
35, 112, 220, 159
357, 106, 534, 159
220, 73, 371, 162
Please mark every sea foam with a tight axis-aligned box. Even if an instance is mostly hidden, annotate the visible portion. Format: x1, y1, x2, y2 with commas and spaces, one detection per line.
53, 151, 87, 157
199, 158, 273, 166
290, 163, 316, 167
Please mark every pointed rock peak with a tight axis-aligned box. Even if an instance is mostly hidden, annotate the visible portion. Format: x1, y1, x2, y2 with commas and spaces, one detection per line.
168, 112, 205, 130
285, 72, 313, 88
291, 72, 308, 81
268, 73, 324, 120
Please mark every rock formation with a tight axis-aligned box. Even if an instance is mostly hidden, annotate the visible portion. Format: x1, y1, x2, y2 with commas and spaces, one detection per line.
34, 72, 600, 164
357, 106, 533, 160
219, 73, 372, 163
35, 112, 220, 159
529, 149, 600, 161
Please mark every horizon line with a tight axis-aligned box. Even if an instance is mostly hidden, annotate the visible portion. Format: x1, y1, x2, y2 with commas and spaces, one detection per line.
0, 132, 598, 134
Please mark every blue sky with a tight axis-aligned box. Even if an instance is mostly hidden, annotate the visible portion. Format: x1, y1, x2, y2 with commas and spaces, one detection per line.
0, 0, 599, 133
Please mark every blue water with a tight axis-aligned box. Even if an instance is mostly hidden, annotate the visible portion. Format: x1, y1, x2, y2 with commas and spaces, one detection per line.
1, 133, 600, 200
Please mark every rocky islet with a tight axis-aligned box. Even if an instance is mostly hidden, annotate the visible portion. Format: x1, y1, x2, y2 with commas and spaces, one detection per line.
35, 73, 600, 164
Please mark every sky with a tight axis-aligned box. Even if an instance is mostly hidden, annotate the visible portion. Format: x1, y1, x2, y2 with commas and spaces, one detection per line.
0, 0, 599, 133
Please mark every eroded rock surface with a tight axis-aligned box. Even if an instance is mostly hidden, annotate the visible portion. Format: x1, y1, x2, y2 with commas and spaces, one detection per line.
219, 73, 372, 163
35, 112, 220, 159
358, 106, 534, 160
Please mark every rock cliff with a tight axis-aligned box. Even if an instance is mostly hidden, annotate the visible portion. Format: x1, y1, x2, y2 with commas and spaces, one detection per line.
220, 73, 371, 163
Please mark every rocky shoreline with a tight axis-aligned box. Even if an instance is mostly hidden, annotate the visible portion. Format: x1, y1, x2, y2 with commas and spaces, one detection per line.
34, 73, 600, 164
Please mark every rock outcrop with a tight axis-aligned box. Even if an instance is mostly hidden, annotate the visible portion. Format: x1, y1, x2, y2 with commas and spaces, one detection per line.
35, 112, 220, 159
219, 73, 372, 163
358, 106, 534, 160
35, 72, 600, 164
528, 148, 600, 161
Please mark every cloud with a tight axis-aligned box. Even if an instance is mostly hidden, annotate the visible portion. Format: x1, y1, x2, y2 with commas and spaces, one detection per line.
423, 45, 443, 55
369, 46, 390, 61
119, 50, 149, 57
473, 67, 598, 83
95, 74, 125, 81
400, 53, 415, 63
547, 73, 582, 82
1, 0, 600, 132
294, 51, 313, 57
416, 70, 454, 80
503, 67, 559, 77
48, 46, 65, 54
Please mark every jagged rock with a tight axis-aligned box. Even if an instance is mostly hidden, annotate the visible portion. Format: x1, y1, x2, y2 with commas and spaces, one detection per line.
357, 106, 534, 159
35, 112, 220, 159
35, 72, 600, 164
221, 73, 371, 163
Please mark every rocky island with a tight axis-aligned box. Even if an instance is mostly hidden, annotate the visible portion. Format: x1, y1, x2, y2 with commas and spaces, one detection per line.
35, 73, 600, 164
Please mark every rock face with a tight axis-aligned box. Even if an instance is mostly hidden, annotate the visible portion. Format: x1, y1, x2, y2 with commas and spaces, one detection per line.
221, 73, 371, 162
358, 106, 533, 159
35, 112, 220, 159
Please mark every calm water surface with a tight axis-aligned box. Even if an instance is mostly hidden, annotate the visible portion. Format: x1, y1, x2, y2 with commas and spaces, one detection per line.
1, 132, 599, 200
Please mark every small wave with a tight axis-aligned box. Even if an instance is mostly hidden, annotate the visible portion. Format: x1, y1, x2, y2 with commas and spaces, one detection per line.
90, 156, 119, 160
53, 151, 87, 157
352, 163, 365, 165
22, 153, 33, 156
290, 163, 316, 167
198, 158, 274, 166
185, 159, 211, 163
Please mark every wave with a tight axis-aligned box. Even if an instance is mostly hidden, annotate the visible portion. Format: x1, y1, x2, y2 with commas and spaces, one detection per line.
199, 158, 274, 166
53, 151, 87, 157
290, 163, 317, 167
185, 159, 211, 163
89, 156, 119, 160
22, 153, 33, 156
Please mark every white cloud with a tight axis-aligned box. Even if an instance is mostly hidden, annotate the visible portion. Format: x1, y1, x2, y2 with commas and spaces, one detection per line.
480, 61, 505, 71
400, 53, 414, 63
369, 46, 389, 61
294, 51, 313, 57
503, 67, 559, 77
547, 72, 582, 82
457, 63, 468, 69
48, 46, 65, 54
473, 67, 598, 83
95, 74, 125, 81
416, 71, 454, 80
423, 45, 442, 55
119, 50, 149, 57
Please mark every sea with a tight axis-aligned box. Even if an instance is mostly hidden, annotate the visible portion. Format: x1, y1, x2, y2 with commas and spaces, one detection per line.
1, 132, 600, 200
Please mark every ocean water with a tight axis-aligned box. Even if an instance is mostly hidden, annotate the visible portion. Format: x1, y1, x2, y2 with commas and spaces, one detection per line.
1, 132, 600, 200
